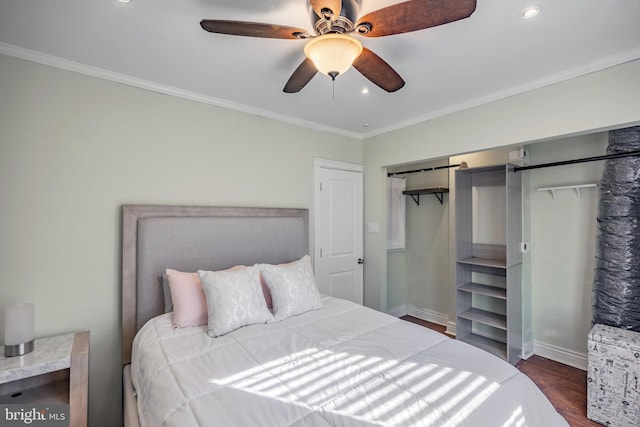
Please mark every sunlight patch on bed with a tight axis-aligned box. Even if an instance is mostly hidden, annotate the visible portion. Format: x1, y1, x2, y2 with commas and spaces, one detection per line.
293, 356, 386, 404
421, 371, 472, 403
208, 347, 318, 385
439, 377, 499, 426
366, 370, 472, 423
502, 406, 526, 427
209, 347, 400, 404
247, 350, 357, 394
337, 363, 443, 416
208, 346, 503, 425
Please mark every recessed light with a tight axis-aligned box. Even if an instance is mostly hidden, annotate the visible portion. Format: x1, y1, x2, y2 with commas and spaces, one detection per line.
522, 5, 542, 19
361, 87, 369, 95
118, 0, 130, 3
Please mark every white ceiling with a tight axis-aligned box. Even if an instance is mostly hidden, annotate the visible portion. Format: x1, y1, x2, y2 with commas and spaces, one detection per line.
1, 0, 639, 138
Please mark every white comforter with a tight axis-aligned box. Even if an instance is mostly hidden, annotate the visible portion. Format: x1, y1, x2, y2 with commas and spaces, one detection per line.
132, 296, 568, 426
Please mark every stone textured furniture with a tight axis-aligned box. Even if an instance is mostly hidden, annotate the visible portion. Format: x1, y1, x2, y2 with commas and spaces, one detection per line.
587, 324, 640, 427
0, 331, 89, 427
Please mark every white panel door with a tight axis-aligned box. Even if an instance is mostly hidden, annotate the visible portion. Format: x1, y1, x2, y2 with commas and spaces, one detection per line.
313, 159, 363, 304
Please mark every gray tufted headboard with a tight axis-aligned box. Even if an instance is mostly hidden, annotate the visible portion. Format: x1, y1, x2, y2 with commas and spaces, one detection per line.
121, 205, 309, 364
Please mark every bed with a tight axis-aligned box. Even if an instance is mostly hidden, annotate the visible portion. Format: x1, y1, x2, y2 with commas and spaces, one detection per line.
121, 204, 568, 427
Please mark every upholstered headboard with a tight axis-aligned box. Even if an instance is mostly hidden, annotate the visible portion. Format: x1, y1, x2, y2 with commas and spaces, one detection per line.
121, 205, 309, 364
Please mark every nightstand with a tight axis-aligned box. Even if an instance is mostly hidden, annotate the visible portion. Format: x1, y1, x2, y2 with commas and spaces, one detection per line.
0, 331, 89, 427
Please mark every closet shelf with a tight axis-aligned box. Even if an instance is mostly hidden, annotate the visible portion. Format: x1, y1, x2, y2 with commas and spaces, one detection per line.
537, 183, 597, 200
460, 334, 507, 360
403, 187, 449, 206
458, 283, 507, 299
457, 257, 506, 269
458, 308, 507, 330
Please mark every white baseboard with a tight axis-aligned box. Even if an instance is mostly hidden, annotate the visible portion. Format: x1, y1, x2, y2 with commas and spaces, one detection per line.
388, 304, 450, 329
387, 306, 586, 371
533, 341, 587, 371
522, 340, 535, 360
446, 321, 457, 337
387, 304, 408, 318
406, 305, 449, 327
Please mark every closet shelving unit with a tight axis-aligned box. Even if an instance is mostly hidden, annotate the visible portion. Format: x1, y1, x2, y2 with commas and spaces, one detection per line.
455, 164, 523, 365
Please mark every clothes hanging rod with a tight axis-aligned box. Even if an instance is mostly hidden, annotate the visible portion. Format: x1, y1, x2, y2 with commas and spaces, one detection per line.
513, 149, 640, 172
388, 162, 467, 177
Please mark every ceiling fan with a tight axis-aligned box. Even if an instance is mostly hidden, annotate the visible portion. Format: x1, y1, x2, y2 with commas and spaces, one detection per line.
200, 0, 477, 93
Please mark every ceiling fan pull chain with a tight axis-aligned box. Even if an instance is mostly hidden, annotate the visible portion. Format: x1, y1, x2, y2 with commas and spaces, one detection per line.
328, 71, 338, 100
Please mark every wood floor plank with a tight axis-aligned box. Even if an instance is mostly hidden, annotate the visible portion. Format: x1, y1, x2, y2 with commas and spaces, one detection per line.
516, 355, 601, 427
400, 315, 602, 427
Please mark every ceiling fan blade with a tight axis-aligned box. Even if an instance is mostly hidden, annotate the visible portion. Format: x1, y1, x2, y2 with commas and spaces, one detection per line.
352, 48, 405, 92
355, 0, 476, 37
200, 20, 310, 39
283, 58, 318, 93
309, 0, 342, 19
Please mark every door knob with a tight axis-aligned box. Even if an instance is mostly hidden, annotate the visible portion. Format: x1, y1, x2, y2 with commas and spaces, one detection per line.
357, 258, 364, 264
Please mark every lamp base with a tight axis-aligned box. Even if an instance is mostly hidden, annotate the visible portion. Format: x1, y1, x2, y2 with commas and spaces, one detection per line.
4, 340, 35, 357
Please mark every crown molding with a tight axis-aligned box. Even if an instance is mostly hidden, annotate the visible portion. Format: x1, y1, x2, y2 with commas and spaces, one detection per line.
363, 47, 640, 139
0, 42, 362, 140
3, 42, 638, 142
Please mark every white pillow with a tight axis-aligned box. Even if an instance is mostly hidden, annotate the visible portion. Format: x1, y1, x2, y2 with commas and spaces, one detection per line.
198, 265, 273, 337
259, 255, 323, 322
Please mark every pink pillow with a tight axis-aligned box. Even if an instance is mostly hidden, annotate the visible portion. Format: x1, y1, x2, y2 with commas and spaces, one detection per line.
166, 269, 207, 328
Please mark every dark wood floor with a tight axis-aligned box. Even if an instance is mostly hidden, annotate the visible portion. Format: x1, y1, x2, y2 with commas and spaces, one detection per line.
401, 316, 601, 427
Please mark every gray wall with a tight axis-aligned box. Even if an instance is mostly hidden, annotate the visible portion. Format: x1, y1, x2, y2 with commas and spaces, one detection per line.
527, 133, 607, 363
387, 158, 450, 319
0, 54, 362, 426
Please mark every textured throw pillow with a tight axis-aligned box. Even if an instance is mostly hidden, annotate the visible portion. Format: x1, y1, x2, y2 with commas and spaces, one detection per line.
163, 270, 272, 312
166, 269, 208, 328
259, 255, 323, 322
199, 265, 273, 337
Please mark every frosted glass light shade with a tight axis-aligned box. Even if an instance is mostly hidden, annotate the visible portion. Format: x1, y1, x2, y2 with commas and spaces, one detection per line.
304, 34, 363, 77
4, 303, 35, 356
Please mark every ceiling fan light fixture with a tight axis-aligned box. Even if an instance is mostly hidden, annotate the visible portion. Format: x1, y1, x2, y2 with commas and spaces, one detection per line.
522, 5, 542, 19
304, 34, 363, 78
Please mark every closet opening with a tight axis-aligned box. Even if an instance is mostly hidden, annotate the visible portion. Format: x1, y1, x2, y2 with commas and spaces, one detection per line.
384, 129, 618, 369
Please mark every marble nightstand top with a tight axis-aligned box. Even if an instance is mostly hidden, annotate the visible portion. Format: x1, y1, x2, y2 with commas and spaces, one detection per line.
0, 333, 75, 384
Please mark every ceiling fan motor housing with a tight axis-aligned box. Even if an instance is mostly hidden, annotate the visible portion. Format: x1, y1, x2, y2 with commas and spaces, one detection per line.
309, 0, 362, 34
